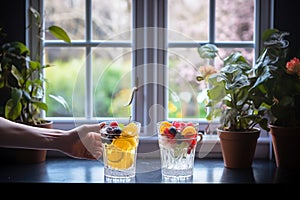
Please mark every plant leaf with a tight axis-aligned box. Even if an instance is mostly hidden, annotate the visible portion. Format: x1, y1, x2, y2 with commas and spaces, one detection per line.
49, 94, 70, 111
9, 41, 30, 55
29, 7, 41, 25
48, 25, 71, 43
33, 101, 48, 112
198, 44, 218, 59
5, 85, 22, 120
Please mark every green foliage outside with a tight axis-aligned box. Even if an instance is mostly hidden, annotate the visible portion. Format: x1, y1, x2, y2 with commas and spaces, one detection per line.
45, 57, 132, 118
46, 56, 207, 119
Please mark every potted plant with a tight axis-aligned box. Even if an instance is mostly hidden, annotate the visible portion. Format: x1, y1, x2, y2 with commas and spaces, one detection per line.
251, 29, 300, 168
0, 7, 70, 163
196, 43, 270, 168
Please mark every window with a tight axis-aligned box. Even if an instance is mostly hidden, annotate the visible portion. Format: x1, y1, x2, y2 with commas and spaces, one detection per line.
27, 0, 274, 158
168, 0, 256, 121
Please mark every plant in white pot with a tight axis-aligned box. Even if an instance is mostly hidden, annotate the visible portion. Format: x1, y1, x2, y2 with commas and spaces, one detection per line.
196, 44, 269, 168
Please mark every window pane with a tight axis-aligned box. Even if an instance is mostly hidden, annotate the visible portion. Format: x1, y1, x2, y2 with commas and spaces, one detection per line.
215, 0, 254, 41
44, 0, 133, 119
168, 48, 205, 118
92, 0, 132, 40
93, 47, 132, 118
168, 0, 209, 41
44, 0, 86, 40
45, 47, 86, 117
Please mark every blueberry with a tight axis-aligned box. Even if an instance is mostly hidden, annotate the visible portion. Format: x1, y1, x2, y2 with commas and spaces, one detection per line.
113, 127, 122, 135
106, 127, 113, 134
169, 126, 177, 135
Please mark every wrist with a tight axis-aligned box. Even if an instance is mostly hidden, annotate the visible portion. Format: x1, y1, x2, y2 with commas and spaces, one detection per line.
42, 129, 67, 152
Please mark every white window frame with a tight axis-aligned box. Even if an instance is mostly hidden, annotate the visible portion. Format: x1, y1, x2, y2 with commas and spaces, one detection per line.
26, 0, 274, 159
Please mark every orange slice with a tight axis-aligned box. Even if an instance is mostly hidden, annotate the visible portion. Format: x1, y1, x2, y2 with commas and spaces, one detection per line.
122, 122, 139, 137
106, 146, 124, 163
119, 135, 138, 149
159, 121, 172, 134
182, 126, 197, 136
108, 152, 134, 170
112, 139, 132, 151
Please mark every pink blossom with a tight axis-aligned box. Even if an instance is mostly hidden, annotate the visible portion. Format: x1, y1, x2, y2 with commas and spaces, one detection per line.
199, 65, 217, 79
286, 57, 300, 77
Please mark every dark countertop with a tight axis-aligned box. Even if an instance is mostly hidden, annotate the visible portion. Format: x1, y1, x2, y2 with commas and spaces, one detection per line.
0, 157, 298, 184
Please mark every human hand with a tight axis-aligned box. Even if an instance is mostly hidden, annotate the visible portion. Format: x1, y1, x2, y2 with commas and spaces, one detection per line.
61, 122, 106, 160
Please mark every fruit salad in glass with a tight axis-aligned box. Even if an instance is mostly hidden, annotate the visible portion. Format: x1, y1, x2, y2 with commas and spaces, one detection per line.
100, 121, 140, 178
157, 121, 202, 178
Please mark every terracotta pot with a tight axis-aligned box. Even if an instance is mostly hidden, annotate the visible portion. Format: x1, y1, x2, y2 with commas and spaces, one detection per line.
269, 125, 300, 169
5, 148, 48, 164
217, 128, 260, 169
0, 120, 53, 164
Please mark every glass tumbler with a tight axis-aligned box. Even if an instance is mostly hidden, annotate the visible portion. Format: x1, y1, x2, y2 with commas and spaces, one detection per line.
100, 121, 140, 180
157, 121, 203, 178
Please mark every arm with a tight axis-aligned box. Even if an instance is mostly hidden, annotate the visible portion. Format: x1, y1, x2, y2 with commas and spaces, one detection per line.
0, 117, 105, 160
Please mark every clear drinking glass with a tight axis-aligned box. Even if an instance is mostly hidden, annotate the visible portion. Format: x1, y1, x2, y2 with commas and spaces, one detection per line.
157, 121, 203, 179
100, 121, 140, 181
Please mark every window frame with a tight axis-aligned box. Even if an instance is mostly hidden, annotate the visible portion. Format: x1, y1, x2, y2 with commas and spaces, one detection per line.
26, 0, 274, 159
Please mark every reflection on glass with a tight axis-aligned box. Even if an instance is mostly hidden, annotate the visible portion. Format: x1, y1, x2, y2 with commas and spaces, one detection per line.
162, 175, 193, 183
220, 167, 255, 183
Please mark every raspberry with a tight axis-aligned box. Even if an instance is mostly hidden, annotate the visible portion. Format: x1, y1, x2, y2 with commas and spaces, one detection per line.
163, 128, 175, 139
172, 121, 181, 129
109, 121, 119, 127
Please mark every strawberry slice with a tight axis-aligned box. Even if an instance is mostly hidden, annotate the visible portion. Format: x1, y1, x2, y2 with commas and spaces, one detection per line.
186, 122, 194, 126
185, 134, 198, 154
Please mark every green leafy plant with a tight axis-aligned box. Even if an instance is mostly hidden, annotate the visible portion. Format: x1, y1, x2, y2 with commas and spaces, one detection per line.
251, 29, 300, 127
196, 44, 269, 132
0, 7, 70, 125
